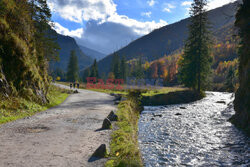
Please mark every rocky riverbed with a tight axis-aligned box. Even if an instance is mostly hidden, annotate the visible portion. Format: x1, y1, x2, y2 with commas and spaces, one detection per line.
139, 92, 250, 167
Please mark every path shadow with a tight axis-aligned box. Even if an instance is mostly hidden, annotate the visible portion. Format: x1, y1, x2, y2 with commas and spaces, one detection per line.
88, 156, 102, 162
95, 128, 110, 132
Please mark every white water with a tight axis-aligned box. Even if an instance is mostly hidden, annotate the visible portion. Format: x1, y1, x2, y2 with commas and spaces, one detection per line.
138, 92, 250, 167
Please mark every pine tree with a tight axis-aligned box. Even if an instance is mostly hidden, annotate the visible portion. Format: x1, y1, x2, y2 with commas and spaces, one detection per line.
178, 0, 212, 93
120, 56, 127, 81
90, 59, 98, 78
111, 53, 121, 79
67, 50, 79, 82
82, 68, 90, 82
136, 56, 144, 79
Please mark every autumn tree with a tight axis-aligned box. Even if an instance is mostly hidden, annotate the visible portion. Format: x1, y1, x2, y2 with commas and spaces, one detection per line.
150, 62, 158, 85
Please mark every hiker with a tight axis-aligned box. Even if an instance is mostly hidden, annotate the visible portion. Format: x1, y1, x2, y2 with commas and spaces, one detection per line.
73, 82, 76, 89
77, 83, 80, 89
70, 83, 72, 89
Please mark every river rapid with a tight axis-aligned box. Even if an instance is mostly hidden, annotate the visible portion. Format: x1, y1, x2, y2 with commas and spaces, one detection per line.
138, 92, 250, 167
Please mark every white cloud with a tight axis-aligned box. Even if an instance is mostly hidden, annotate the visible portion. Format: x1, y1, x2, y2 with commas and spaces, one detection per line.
147, 0, 156, 7
53, 22, 84, 38
107, 14, 167, 35
182, 0, 236, 16
48, 0, 117, 23
163, 3, 176, 13
141, 11, 152, 18
48, 0, 168, 53
48, 0, 167, 36
207, 0, 237, 10
181, 1, 192, 6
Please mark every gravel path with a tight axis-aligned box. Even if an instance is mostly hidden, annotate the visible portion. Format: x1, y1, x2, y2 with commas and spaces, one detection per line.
0, 84, 116, 167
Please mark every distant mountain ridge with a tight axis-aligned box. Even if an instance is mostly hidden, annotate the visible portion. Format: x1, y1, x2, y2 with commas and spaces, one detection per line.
79, 45, 106, 61
97, 1, 239, 74
50, 30, 93, 72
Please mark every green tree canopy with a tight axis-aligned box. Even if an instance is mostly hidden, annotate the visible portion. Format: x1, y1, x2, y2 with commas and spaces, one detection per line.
67, 50, 79, 82
178, 0, 212, 92
90, 59, 99, 78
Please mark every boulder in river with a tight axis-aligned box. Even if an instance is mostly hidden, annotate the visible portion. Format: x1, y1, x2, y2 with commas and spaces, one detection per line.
216, 101, 226, 104
175, 113, 182, 116
153, 113, 162, 117
102, 118, 111, 129
180, 107, 186, 109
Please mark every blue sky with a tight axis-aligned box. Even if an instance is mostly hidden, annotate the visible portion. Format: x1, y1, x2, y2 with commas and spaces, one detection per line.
48, 0, 236, 54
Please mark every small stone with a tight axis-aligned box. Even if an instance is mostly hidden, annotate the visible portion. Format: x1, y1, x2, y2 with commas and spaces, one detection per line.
73, 90, 79, 93
153, 113, 162, 117
107, 111, 118, 121
175, 113, 182, 116
180, 107, 186, 109
151, 118, 155, 121
102, 118, 111, 129
91, 144, 107, 158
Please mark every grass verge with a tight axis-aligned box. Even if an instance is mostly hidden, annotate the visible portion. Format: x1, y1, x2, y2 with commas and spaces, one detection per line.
106, 90, 143, 167
0, 85, 70, 124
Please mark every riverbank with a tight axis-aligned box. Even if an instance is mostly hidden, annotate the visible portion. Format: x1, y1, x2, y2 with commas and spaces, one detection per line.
0, 85, 70, 124
106, 90, 143, 167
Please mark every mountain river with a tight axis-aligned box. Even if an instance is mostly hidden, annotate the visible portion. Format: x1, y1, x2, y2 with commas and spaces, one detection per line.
138, 92, 250, 167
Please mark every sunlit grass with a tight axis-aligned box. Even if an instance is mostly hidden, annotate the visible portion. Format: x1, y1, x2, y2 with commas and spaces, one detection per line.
106, 91, 143, 167
0, 85, 70, 124
55, 81, 185, 97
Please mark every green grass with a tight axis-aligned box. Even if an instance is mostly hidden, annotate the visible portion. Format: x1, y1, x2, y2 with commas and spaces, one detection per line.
55, 81, 185, 96
106, 91, 143, 167
0, 85, 70, 124
141, 87, 186, 96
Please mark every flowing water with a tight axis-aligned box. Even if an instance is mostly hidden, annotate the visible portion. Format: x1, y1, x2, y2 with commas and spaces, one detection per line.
138, 92, 250, 167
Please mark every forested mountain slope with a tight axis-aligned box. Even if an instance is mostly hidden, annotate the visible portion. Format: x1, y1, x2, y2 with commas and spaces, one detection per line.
50, 31, 93, 72
79, 45, 106, 61
97, 1, 238, 74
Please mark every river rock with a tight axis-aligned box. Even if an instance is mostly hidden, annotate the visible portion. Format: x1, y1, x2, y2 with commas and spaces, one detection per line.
107, 111, 118, 121
102, 118, 111, 129
216, 101, 226, 104
153, 113, 162, 117
180, 107, 186, 109
175, 113, 182, 116
91, 144, 107, 158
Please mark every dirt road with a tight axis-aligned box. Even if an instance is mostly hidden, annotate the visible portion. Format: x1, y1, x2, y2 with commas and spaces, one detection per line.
0, 84, 116, 167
